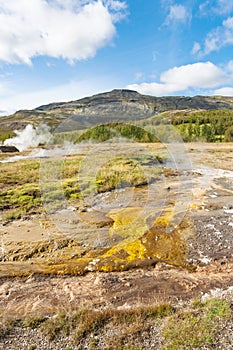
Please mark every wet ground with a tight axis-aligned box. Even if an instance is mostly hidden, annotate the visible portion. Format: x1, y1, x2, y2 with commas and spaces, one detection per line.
0, 143, 232, 319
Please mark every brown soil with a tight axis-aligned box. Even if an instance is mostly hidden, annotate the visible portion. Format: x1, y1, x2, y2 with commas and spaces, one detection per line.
0, 143, 232, 349
0, 262, 232, 319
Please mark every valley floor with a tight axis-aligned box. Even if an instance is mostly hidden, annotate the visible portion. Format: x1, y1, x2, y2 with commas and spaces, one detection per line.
0, 143, 232, 349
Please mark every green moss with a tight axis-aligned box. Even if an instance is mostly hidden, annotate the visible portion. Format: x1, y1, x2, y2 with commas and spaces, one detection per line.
95, 157, 148, 193
0, 184, 42, 218
204, 298, 232, 319
28, 345, 36, 350
0, 130, 15, 142
2, 208, 26, 221
162, 298, 232, 350
162, 312, 215, 349
63, 178, 81, 200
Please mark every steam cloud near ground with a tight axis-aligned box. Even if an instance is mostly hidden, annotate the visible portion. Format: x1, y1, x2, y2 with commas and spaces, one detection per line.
0, 124, 83, 163
3, 124, 52, 151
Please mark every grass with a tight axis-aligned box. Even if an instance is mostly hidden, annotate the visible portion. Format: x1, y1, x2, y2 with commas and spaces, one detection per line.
0, 129, 15, 143
38, 303, 174, 346
0, 298, 231, 349
0, 151, 162, 222
0, 317, 20, 339
96, 158, 148, 193
79, 152, 164, 198
41, 313, 71, 340
162, 298, 232, 349
0, 183, 42, 222
2, 208, 27, 221
28, 345, 36, 350
23, 315, 48, 329
162, 311, 216, 349
0, 146, 192, 274
0, 157, 82, 222
0, 142, 196, 278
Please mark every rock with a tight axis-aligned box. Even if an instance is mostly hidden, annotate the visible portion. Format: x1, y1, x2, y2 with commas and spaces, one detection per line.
1, 89, 233, 132
0, 145, 19, 153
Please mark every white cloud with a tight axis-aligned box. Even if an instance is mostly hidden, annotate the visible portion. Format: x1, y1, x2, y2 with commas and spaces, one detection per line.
199, 1, 233, 15
0, 0, 126, 65
213, 0, 233, 15
126, 62, 230, 96
126, 82, 180, 96
224, 17, 233, 29
165, 4, 191, 25
0, 77, 118, 115
0, 83, 6, 95
206, 17, 233, 53
226, 60, 233, 72
134, 72, 144, 81
161, 62, 227, 88
105, 0, 127, 12
0, 76, 12, 97
191, 42, 201, 55
104, 0, 128, 21
195, 16, 233, 55
213, 87, 233, 96
199, 1, 209, 15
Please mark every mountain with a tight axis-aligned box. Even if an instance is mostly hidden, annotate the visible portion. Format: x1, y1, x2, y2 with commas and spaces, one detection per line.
1, 89, 233, 134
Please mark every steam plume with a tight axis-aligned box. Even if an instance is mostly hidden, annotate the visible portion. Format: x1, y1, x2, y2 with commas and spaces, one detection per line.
4, 124, 52, 151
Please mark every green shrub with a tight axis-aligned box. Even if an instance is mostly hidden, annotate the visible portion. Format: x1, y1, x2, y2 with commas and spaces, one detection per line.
225, 125, 233, 141
41, 313, 71, 340
28, 345, 36, 350
24, 316, 47, 329
76, 122, 158, 143
96, 158, 147, 192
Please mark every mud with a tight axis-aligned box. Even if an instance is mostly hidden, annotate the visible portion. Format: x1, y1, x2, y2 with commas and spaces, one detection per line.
0, 262, 232, 318
0, 143, 232, 318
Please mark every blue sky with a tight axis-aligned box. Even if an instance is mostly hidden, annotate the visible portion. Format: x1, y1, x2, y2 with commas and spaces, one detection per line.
0, 0, 233, 115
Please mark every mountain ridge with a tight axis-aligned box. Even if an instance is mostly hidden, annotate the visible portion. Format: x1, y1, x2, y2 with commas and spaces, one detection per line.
1, 89, 233, 134
34, 89, 233, 113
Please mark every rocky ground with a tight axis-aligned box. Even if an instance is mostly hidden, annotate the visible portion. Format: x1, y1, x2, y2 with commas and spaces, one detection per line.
0, 143, 232, 349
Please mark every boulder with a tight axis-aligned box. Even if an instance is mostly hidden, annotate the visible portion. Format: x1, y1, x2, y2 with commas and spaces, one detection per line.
0, 145, 19, 153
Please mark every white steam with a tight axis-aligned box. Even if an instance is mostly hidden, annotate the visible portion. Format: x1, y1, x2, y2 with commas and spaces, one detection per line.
0, 141, 83, 163
3, 124, 52, 151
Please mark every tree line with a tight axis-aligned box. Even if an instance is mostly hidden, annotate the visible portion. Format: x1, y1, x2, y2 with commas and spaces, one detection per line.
141, 110, 233, 142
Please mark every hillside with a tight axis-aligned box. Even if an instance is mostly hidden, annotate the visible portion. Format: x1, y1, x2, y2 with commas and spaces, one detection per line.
1, 89, 233, 138
0, 91, 233, 349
